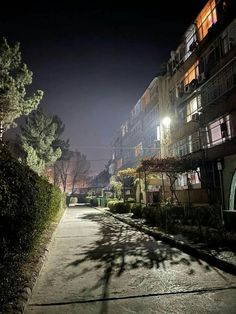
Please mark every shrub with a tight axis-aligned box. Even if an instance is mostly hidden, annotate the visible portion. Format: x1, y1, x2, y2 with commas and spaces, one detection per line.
143, 206, 160, 225
69, 197, 78, 204
0, 145, 65, 310
85, 196, 98, 206
127, 197, 135, 203
130, 203, 144, 218
107, 200, 130, 213
0, 145, 64, 254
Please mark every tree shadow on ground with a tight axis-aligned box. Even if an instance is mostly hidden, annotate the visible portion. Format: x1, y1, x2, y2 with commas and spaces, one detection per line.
66, 212, 214, 314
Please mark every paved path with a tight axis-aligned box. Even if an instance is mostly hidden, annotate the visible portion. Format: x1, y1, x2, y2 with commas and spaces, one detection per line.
25, 206, 236, 314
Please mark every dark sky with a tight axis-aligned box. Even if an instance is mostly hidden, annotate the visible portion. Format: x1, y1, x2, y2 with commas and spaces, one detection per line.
1, 0, 207, 175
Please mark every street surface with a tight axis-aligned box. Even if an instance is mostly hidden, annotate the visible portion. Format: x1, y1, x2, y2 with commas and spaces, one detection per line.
25, 206, 236, 313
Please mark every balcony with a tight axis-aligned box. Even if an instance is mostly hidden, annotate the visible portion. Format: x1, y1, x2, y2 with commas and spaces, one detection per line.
201, 56, 236, 108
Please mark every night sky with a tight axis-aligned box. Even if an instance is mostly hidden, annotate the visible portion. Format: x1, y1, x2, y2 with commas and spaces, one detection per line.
1, 0, 207, 175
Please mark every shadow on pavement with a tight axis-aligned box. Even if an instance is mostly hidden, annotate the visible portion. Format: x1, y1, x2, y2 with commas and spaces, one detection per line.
66, 211, 214, 314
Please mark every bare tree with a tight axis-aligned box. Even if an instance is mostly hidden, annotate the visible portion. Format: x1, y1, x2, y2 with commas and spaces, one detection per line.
54, 150, 90, 193
70, 151, 90, 193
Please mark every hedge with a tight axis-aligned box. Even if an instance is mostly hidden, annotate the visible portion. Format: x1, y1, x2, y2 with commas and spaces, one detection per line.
0, 145, 64, 253
107, 200, 130, 213
0, 145, 64, 309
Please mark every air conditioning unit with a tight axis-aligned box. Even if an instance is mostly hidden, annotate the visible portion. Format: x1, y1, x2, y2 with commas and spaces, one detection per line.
191, 113, 200, 122
198, 72, 206, 84
184, 84, 191, 93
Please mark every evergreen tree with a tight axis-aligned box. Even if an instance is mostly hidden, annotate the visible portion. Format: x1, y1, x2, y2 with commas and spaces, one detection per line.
20, 109, 62, 175
0, 37, 43, 140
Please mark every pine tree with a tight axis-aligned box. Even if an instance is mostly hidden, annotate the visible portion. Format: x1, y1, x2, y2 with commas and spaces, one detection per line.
20, 109, 62, 175
0, 37, 43, 140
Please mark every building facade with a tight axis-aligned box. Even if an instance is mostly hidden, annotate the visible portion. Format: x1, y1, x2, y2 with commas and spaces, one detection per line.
111, 0, 236, 211
110, 77, 160, 172
167, 0, 236, 209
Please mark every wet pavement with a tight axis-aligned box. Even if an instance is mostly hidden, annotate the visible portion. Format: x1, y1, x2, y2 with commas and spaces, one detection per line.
25, 206, 236, 313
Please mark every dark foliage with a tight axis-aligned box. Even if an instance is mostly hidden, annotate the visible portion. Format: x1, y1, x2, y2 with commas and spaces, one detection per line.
0, 144, 64, 310
107, 200, 130, 214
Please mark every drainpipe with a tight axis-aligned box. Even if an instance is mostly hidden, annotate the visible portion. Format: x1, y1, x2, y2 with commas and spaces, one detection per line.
217, 160, 225, 226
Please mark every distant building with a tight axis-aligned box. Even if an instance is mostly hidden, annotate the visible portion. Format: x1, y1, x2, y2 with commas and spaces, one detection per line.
111, 77, 160, 171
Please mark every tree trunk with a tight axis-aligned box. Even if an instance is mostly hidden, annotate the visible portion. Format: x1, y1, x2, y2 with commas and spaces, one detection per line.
0, 121, 3, 141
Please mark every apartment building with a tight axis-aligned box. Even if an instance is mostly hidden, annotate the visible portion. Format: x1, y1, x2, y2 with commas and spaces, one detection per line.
110, 78, 160, 172
111, 0, 236, 211
167, 0, 236, 209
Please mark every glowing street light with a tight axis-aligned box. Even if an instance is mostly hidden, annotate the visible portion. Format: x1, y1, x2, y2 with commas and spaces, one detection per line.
162, 116, 171, 128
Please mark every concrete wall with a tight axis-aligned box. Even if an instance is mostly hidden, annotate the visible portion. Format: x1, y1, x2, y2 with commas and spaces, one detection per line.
175, 188, 209, 205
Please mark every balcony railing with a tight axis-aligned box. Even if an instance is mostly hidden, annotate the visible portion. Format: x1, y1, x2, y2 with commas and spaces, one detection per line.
201, 56, 236, 108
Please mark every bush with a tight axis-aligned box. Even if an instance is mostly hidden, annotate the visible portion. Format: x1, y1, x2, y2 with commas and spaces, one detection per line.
127, 197, 135, 203
107, 200, 130, 213
0, 145, 64, 254
86, 196, 98, 206
143, 206, 161, 225
130, 203, 144, 218
69, 197, 78, 204
0, 145, 65, 310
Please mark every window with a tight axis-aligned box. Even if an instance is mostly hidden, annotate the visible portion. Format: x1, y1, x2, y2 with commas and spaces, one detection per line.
206, 115, 231, 147
184, 62, 199, 86
134, 142, 143, 157
131, 100, 141, 119
171, 131, 200, 157
186, 96, 201, 122
196, 0, 217, 41
178, 95, 201, 123
141, 90, 151, 111
184, 24, 198, 61
221, 18, 236, 55
131, 121, 142, 135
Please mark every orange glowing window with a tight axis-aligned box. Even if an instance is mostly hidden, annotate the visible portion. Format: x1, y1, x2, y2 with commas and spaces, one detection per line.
184, 62, 199, 86
196, 0, 217, 41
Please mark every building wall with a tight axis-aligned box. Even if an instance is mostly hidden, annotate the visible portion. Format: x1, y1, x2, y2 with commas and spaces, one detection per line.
223, 153, 236, 209
111, 0, 236, 208
112, 78, 160, 171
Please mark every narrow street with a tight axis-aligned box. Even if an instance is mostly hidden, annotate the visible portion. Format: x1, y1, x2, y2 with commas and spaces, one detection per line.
25, 206, 236, 314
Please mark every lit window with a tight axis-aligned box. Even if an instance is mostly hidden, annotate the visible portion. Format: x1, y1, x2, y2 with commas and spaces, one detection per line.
184, 62, 199, 86
196, 0, 217, 41
186, 97, 198, 122
184, 24, 198, 61
206, 115, 231, 147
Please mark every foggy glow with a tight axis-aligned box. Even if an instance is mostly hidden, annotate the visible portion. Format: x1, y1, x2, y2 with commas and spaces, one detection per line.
162, 117, 171, 127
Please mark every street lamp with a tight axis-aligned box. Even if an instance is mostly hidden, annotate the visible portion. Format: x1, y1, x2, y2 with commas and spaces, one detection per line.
160, 116, 171, 158
162, 116, 171, 128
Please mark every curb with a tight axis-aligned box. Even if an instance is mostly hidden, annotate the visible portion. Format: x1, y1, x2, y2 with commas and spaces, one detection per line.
95, 207, 236, 276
